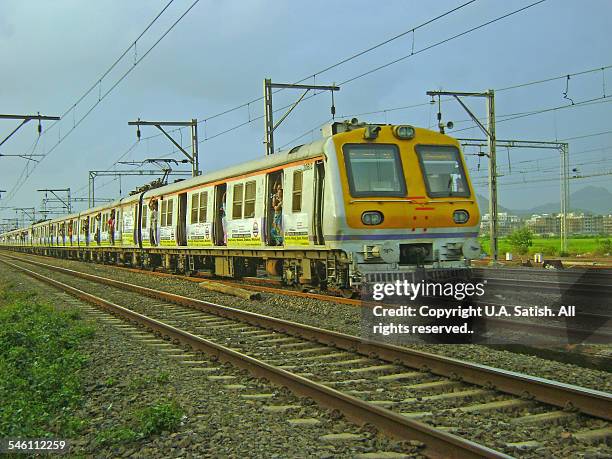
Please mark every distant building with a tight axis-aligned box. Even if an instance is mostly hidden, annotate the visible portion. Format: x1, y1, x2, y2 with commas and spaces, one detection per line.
480, 212, 523, 236
603, 215, 612, 234
525, 214, 559, 236
524, 213, 608, 236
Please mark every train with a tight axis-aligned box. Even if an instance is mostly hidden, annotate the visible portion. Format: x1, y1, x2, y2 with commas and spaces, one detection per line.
0, 119, 481, 295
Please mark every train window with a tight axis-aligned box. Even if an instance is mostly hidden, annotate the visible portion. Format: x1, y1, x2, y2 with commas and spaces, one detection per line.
416, 145, 469, 198
292, 170, 303, 213
244, 181, 256, 218
232, 183, 244, 218
343, 144, 406, 197
191, 193, 199, 224
141, 205, 148, 228
191, 191, 208, 224
161, 199, 174, 227
198, 192, 208, 223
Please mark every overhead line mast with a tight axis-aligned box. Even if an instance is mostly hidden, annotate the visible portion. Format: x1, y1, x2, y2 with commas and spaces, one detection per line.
0, 113, 60, 149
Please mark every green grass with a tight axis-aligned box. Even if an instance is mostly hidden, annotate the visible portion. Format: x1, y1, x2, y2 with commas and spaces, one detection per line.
136, 400, 183, 436
479, 235, 612, 257
95, 400, 183, 446
0, 282, 94, 438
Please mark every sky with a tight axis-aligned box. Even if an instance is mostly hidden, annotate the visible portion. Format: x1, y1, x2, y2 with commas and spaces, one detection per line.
1, 0, 611, 226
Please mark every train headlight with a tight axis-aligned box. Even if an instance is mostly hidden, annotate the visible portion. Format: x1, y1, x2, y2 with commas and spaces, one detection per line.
392, 125, 415, 140
453, 210, 469, 224
362, 211, 384, 225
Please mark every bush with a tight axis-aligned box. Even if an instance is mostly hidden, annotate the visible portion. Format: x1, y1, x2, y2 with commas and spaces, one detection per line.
594, 238, 612, 256
508, 227, 533, 255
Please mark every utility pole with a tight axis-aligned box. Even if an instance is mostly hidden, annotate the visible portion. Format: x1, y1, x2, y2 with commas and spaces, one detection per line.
38, 188, 71, 213
263, 79, 340, 156
0, 113, 60, 149
88, 169, 192, 207
426, 89, 498, 263
128, 119, 200, 177
459, 138, 570, 255
15, 207, 36, 226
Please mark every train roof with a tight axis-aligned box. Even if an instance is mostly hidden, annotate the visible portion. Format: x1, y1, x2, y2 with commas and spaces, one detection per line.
142, 137, 328, 199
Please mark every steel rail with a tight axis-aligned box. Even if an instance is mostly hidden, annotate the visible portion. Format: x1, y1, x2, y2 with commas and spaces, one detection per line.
3, 253, 611, 422
0, 257, 510, 459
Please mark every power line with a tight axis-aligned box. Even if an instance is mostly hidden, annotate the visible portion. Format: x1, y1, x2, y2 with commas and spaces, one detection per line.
450, 95, 612, 134
496, 65, 612, 93
339, 0, 547, 86
129, 0, 480, 147
42, 0, 176, 135
76, 0, 546, 180
4, 0, 200, 205
191, 0, 548, 147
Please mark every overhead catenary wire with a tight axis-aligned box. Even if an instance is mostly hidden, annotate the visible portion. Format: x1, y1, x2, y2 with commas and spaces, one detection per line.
69, 0, 551, 190
130, 0, 480, 146
4, 0, 201, 204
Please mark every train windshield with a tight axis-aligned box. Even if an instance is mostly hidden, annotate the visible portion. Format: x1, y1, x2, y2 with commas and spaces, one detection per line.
416, 145, 469, 197
343, 144, 406, 197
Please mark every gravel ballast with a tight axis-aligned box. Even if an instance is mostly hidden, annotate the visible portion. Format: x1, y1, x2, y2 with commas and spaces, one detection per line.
0, 261, 423, 458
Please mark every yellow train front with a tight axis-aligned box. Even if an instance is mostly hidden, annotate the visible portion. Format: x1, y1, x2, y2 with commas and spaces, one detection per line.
323, 119, 481, 288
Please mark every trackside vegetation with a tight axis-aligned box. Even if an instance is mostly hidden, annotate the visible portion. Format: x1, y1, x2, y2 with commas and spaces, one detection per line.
0, 284, 93, 438
479, 234, 612, 257
0, 279, 185, 451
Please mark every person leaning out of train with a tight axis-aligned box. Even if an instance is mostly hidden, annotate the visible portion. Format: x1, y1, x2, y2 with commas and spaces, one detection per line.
271, 182, 283, 245
108, 209, 116, 245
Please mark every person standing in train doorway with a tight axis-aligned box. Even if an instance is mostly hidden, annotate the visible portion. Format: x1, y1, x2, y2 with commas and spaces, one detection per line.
271, 182, 283, 245
149, 198, 158, 246
220, 192, 227, 245
94, 213, 101, 244
108, 209, 116, 245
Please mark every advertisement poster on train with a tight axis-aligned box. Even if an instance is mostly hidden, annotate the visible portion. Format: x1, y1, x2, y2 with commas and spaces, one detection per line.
227, 218, 263, 246
187, 221, 213, 246
283, 212, 310, 245
122, 208, 134, 245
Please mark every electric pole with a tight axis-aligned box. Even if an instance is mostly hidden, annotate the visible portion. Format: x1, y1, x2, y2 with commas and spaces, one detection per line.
38, 188, 71, 213
426, 89, 498, 263
460, 138, 570, 255
263, 79, 339, 156
128, 119, 200, 177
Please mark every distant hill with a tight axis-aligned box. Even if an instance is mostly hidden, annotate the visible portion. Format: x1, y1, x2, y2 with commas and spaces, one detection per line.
476, 186, 612, 216
476, 194, 513, 214
522, 186, 612, 215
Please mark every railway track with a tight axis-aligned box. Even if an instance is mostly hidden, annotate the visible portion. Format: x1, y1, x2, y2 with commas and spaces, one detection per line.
1, 254, 610, 458
3, 250, 611, 353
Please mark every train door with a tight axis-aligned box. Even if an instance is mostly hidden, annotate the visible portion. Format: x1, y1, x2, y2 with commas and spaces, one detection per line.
265, 170, 283, 246
177, 192, 188, 246
133, 203, 139, 246
213, 184, 227, 245
313, 160, 325, 245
